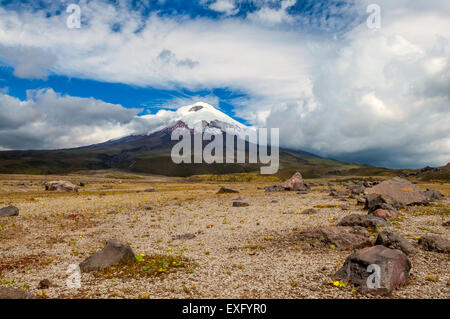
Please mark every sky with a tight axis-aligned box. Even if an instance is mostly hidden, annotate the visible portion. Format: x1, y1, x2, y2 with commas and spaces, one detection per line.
0, 0, 449, 169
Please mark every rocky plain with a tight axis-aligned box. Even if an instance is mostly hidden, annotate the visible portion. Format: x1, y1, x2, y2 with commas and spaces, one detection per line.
0, 171, 448, 299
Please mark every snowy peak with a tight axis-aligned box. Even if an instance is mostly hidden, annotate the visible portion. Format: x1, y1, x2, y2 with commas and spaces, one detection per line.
142, 102, 251, 137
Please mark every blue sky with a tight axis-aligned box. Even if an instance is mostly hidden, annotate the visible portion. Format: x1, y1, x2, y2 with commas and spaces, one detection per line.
0, 0, 449, 168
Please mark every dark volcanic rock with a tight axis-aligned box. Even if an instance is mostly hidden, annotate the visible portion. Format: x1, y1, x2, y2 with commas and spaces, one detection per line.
232, 201, 250, 207
37, 279, 51, 289
298, 226, 372, 250
0, 287, 35, 299
334, 245, 411, 295
337, 214, 390, 229
79, 240, 135, 271
418, 235, 450, 254
364, 193, 401, 212
366, 177, 427, 206
0, 206, 19, 217
443, 221, 450, 227
375, 230, 418, 255
217, 187, 239, 194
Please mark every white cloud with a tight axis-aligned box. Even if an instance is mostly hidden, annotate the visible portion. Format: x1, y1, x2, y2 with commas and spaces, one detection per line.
0, 0, 449, 167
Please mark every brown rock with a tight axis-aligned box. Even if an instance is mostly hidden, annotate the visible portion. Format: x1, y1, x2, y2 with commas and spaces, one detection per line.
334, 245, 411, 295
79, 240, 135, 271
369, 208, 399, 220
45, 180, 78, 192
37, 279, 51, 289
298, 226, 372, 250
418, 235, 450, 254
217, 187, 239, 194
282, 172, 307, 191
337, 214, 390, 229
366, 177, 427, 206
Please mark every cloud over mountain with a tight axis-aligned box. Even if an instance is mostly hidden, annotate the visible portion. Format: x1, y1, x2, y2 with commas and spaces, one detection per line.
0, 0, 449, 168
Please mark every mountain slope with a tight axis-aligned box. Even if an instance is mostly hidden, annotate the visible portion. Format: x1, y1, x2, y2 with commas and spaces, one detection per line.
0, 102, 383, 177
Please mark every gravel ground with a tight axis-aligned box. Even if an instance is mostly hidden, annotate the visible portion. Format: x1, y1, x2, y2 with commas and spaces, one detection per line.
0, 174, 449, 299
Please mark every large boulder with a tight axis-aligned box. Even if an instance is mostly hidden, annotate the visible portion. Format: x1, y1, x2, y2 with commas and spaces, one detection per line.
418, 235, 450, 254
334, 245, 411, 295
364, 193, 401, 211
375, 230, 418, 255
0, 206, 19, 217
282, 172, 307, 191
337, 214, 390, 230
366, 177, 427, 206
45, 181, 78, 192
298, 226, 372, 250
79, 240, 135, 271
0, 287, 35, 299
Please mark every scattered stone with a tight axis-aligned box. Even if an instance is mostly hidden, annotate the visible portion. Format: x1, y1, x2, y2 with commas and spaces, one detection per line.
301, 208, 318, 215
334, 245, 411, 295
173, 233, 196, 240
357, 197, 366, 205
79, 182, 86, 187
366, 177, 428, 206
79, 239, 135, 271
282, 172, 308, 191
45, 180, 78, 192
217, 187, 239, 194
350, 185, 365, 195
418, 235, 450, 254
232, 201, 250, 207
37, 279, 51, 289
442, 221, 450, 227
375, 230, 418, 255
423, 189, 444, 201
0, 287, 36, 299
340, 205, 350, 210
144, 188, 157, 192
298, 226, 372, 250
108, 210, 119, 215
369, 208, 399, 221
0, 206, 19, 217
265, 185, 285, 192
337, 214, 390, 229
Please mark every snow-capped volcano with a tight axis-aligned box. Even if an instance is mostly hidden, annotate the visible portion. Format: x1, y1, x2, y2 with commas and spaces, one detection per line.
141, 102, 253, 137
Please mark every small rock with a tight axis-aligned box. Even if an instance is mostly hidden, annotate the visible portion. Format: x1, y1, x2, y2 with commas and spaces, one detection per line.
232, 201, 250, 207
217, 187, 239, 194
37, 279, 51, 289
265, 185, 285, 192
418, 235, 450, 254
334, 245, 411, 295
173, 233, 196, 240
350, 185, 365, 195
301, 208, 318, 215
0, 287, 35, 299
45, 180, 78, 192
282, 172, 307, 191
369, 208, 399, 220
108, 210, 119, 215
79, 239, 135, 271
442, 221, 450, 227
0, 206, 19, 217
375, 230, 418, 255
144, 188, 157, 192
